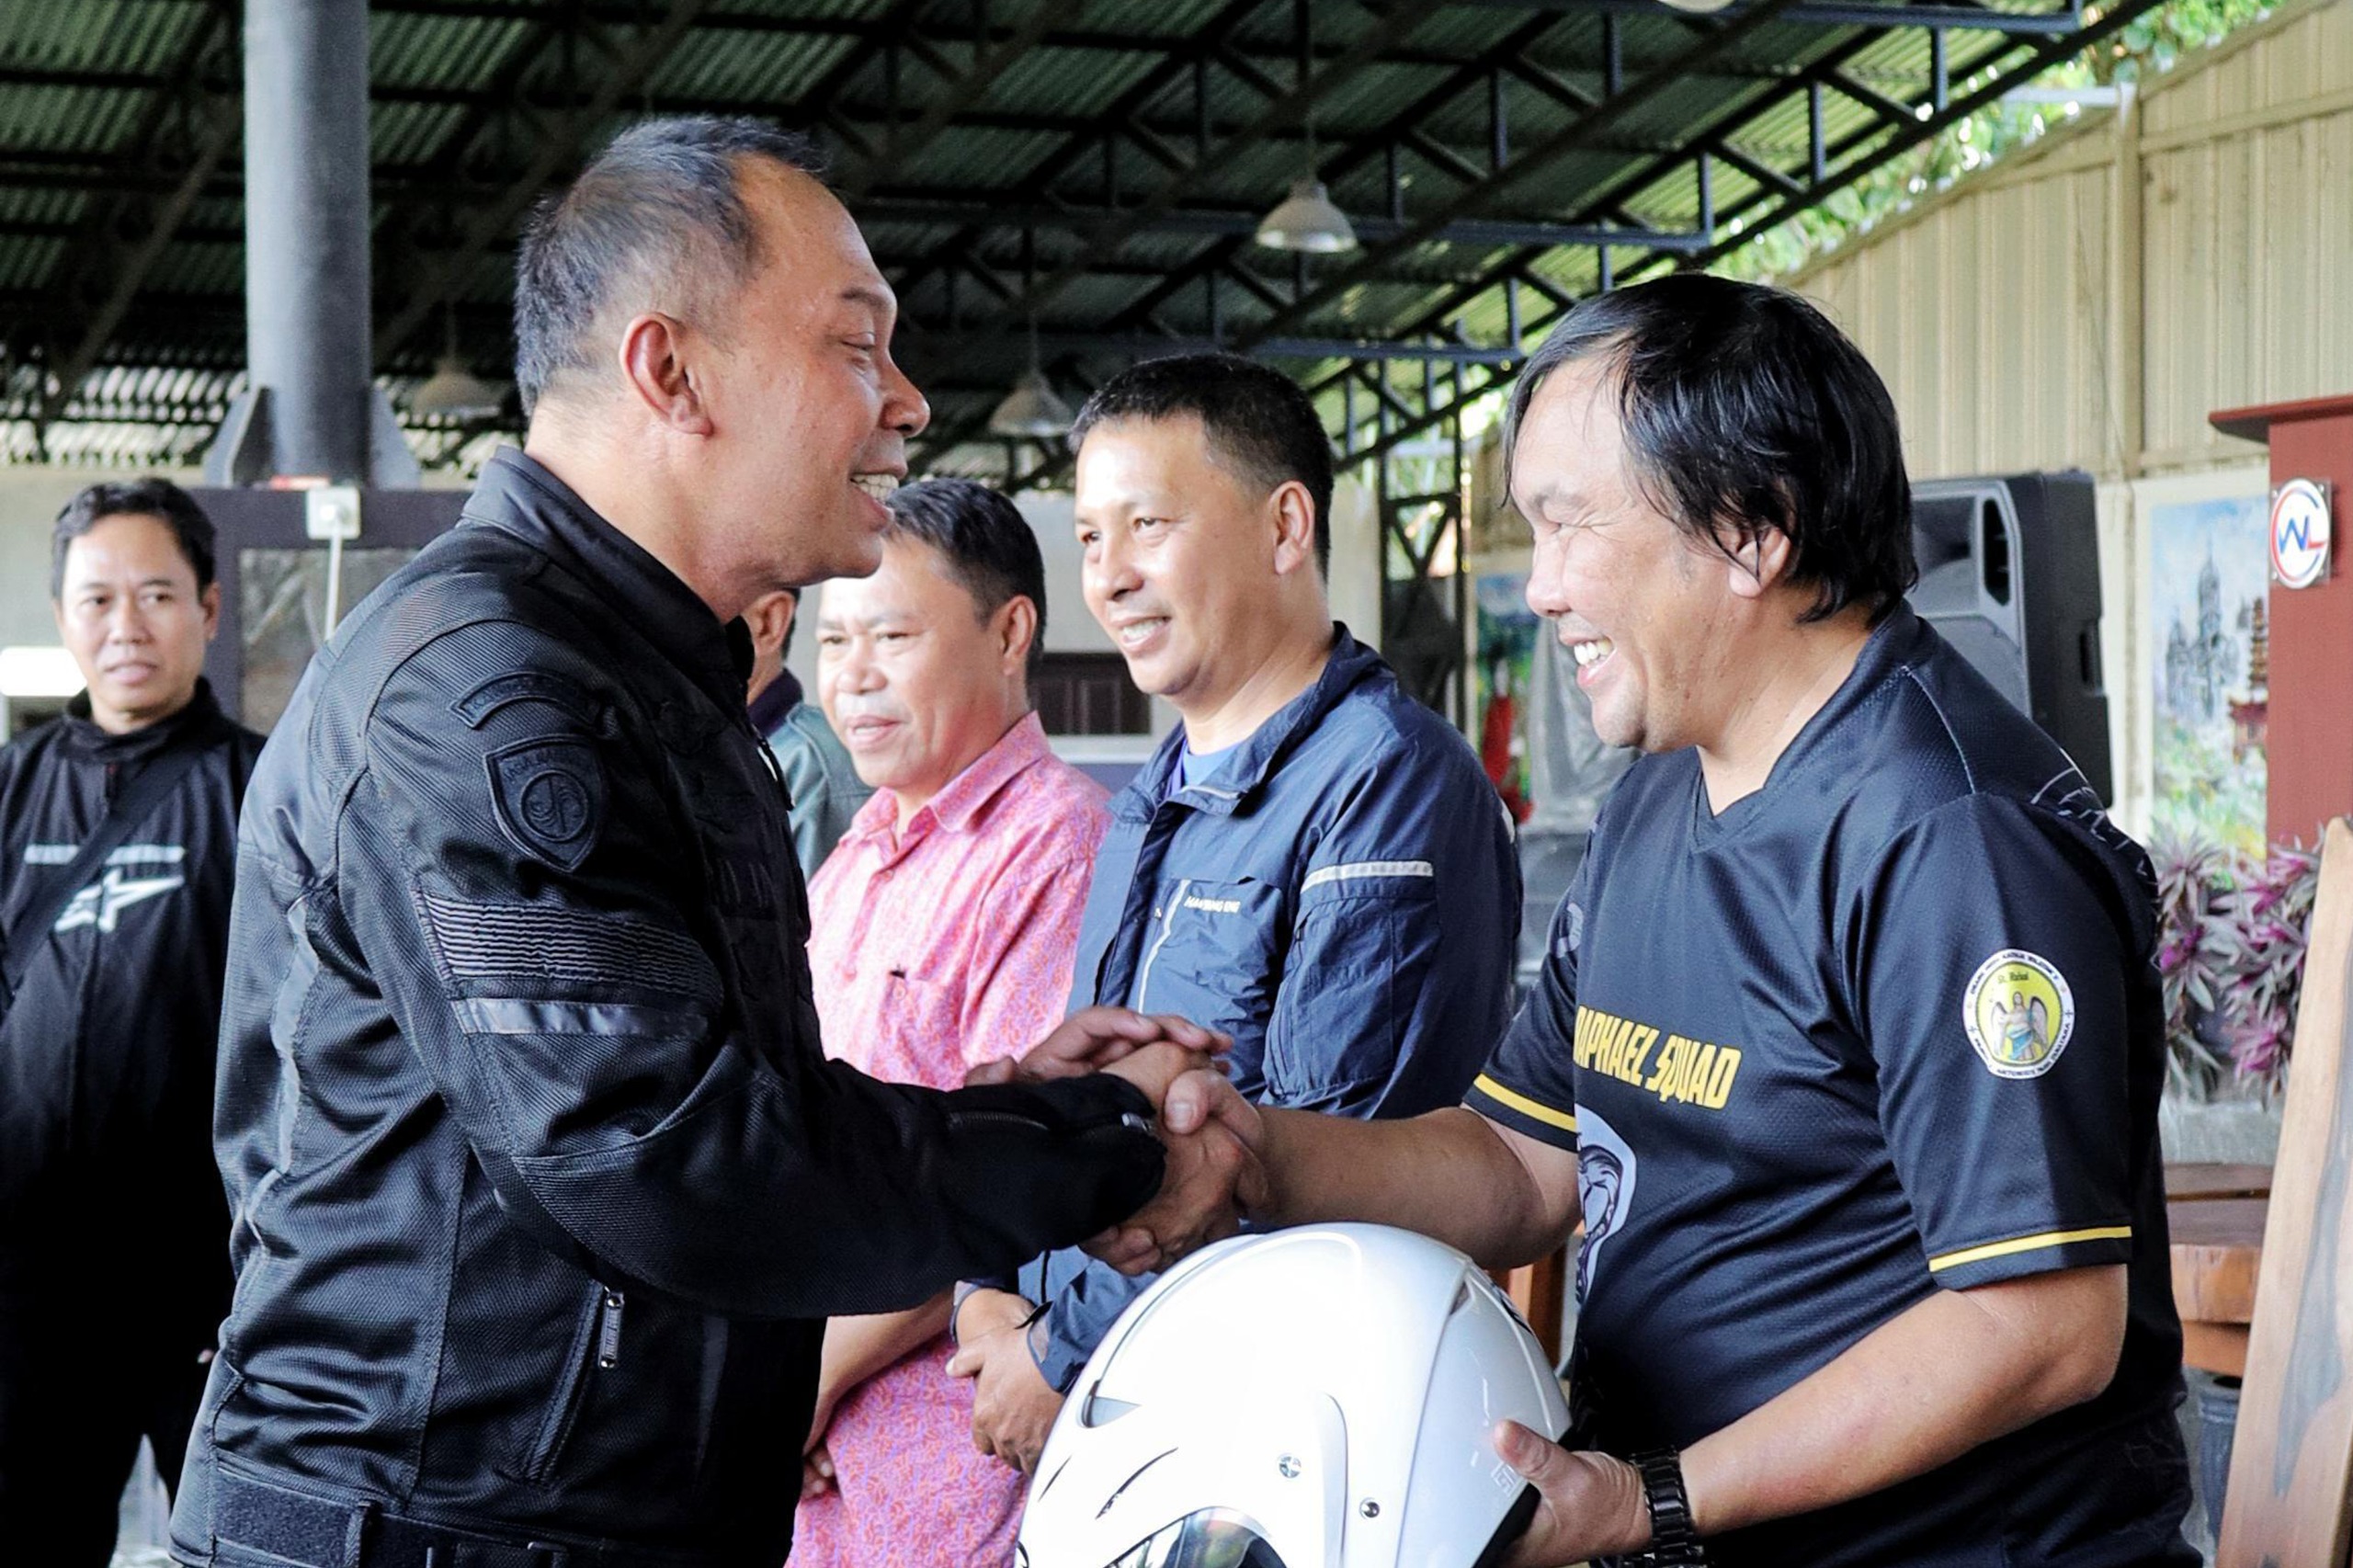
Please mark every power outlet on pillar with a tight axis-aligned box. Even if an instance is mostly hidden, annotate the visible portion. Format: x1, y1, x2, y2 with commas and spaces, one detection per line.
306, 485, 364, 638
305, 485, 362, 541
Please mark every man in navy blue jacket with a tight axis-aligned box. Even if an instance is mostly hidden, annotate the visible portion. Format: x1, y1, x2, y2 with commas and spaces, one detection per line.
949, 354, 1520, 1468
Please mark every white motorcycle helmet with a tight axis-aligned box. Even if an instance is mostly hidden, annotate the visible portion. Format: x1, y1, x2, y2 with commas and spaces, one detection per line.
1017, 1223, 1569, 1568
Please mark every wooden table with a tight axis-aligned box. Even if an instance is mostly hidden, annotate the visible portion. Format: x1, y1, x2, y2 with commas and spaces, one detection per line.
2166, 1162, 2271, 1378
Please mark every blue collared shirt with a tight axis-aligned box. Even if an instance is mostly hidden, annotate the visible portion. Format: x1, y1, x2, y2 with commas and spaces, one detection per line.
1000, 626, 1520, 1389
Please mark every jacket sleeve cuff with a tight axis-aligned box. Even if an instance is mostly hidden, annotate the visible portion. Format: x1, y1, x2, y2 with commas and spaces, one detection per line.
1035, 1263, 1153, 1393
1033, 1301, 1100, 1394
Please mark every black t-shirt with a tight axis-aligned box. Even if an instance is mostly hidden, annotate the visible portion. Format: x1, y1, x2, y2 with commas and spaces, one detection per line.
1466, 608, 2195, 1568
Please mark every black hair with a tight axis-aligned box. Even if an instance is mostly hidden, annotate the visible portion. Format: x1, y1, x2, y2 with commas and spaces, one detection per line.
779, 586, 801, 657
1068, 352, 1335, 573
514, 116, 824, 415
51, 478, 217, 598
883, 479, 1049, 678
1503, 276, 1916, 624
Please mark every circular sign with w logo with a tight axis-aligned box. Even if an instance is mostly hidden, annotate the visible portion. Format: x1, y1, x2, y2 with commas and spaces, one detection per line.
2271, 478, 2333, 590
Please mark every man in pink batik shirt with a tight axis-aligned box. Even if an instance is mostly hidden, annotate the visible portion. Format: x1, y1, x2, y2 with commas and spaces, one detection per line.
792, 477, 1110, 1568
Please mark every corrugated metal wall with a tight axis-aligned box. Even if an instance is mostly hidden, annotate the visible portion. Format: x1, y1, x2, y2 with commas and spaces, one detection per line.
1805, 146, 2131, 479
1790, 0, 2349, 837
1795, 0, 2352, 483
2139, 0, 2353, 462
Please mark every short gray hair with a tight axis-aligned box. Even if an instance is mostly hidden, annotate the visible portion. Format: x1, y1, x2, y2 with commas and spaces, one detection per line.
513, 116, 823, 414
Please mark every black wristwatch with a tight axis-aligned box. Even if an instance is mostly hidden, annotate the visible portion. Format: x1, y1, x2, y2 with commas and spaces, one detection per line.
1629, 1448, 1707, 1566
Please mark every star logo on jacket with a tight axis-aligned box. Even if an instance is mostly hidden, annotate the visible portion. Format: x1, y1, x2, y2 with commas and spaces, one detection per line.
51, 867, 187, 934
1962, 949, 2075, 1079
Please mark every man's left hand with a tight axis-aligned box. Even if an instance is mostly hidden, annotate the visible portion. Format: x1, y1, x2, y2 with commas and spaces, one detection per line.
969, 1006, 1230, 1086
946, 1321, 1065, 1473
800, 1441, 836, 1501
1493, 1421, 1654, 1567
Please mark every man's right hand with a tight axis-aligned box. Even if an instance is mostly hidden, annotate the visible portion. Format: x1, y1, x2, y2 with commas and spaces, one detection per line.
1085, 1065, 1265, 1275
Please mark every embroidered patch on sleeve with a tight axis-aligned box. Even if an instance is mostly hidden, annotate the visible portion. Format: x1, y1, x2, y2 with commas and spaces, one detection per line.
487, 737, 606, 872
419, 891, 722, 1001
1962, 949, 2075, 1079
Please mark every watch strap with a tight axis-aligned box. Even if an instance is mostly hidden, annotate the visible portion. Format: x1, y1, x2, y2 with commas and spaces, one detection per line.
1630, 1447, 1706, 1566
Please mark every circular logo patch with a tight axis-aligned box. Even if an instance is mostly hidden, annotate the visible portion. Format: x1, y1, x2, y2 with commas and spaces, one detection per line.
1963, 949, 2075, 1079
519, 768, 593, 845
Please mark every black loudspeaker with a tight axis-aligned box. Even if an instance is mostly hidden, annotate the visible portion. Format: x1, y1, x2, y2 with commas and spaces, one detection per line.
1908, 471, 2113, 803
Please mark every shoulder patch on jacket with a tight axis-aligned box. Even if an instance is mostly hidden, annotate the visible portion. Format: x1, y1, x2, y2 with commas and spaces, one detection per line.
488, 737, 605, 871
452, 669, 608, 733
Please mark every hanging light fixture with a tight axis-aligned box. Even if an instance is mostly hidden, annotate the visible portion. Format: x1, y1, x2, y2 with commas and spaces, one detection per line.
408, 303, 506, 421
1257, 6, 1358, 256
988, 316, 1074, 438
988, 367, 1075, 438
1256, 175, 1358, 253
409, 357, 505, 421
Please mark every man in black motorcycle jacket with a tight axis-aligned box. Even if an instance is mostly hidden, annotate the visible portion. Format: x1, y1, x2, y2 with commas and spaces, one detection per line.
170, 119, 1248, 1568
0, 481, 262, 1567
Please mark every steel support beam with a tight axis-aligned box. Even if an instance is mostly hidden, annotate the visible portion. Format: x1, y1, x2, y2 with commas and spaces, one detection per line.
858, 196, 1711, 254
32, 0, 240, 439
1613, 0, 2169, 281
1290, 24, 1905, 388
374, 0, 716, 368
1449, 0, 2085, 34
1233, 0, 1802, 351
1503, 54, 1807, 200
837, 0, 1091, 199
372, 0, 923, 374
1317, 0, 2164, 476
880, 0, 1272, 313
357, 1, 1492, 69
1235, 0, 2020, 369
363, 3, 595, 366
907, 8, 1578, 465
905, 328, 1527, 366
927, 1, 1433, 348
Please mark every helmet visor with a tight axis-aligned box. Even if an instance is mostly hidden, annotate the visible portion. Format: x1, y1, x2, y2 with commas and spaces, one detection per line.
1105, 1508, 1289, 1568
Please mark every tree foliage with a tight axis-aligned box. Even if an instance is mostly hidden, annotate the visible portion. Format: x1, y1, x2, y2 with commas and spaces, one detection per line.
1720, 0, 2279, 284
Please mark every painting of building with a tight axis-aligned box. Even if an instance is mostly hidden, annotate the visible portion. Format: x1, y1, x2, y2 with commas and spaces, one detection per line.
2151, 495, 2270, 853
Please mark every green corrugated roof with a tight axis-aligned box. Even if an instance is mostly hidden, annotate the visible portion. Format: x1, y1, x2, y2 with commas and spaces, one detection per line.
0, 0, 2147, 469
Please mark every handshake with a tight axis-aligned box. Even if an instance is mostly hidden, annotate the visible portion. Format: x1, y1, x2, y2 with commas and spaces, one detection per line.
969, 1005, 1270, 1272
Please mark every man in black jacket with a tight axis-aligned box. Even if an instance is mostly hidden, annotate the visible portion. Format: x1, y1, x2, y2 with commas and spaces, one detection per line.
169, 118, 1247, 1568
0, 479, 262, 1565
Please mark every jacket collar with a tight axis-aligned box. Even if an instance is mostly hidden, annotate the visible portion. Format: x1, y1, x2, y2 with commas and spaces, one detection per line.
841, 711, 1052, 846
1120, 623, 1379, 821
58, 677, 229, 766
461, 448, 753, 717
748, 668, 804, 737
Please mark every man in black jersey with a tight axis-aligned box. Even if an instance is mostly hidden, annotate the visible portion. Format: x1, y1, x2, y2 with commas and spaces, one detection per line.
1130, 276, 2196, 1568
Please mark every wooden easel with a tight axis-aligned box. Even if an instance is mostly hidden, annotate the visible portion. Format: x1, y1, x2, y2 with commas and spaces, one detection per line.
2218, 816, 2353, 1568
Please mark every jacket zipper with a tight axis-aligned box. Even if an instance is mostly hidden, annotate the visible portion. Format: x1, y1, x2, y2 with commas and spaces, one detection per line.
597, 1287, 625, 1369
947, 1105, 1155, 1139
519, 1282, 620, 1484
1132, 877, 1192, 1013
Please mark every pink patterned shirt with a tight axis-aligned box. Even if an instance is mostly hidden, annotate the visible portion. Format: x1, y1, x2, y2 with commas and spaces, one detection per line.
792, 712, 1109, 1568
